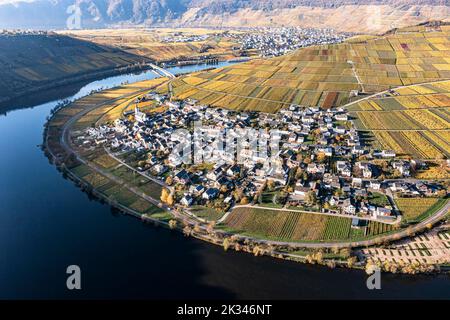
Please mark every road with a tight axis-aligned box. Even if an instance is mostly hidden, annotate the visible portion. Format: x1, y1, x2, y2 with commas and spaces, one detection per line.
347, 58, 365, 93
104, 146, 170, 189
341, 78, 450, 110
150, 63, 175, 79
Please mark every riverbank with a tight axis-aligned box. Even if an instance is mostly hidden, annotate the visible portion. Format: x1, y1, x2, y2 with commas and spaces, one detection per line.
0, 63, 153, 110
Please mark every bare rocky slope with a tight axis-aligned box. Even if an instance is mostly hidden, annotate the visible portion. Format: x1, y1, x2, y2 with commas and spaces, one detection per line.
0, 0, 449, 34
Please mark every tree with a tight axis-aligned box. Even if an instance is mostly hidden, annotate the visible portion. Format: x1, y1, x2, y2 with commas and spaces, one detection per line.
316, 152, 326, 163
315, 251, 324, 264
295, 167, 304, 180
206, 221, 216, 234
168, 219, 177, 230
183, 226, 192, 237
240, 197, 249, 205
165, 176, 174, 186
233, 188, 244, 202
160, 188, 169, 203
166, 194, 175, 206
306, 191, 317, 205
253, 246, 262, 256
340, 247, 351, 259
436, 189, 447, 198
223, 238, 230, 251
267, 179, 275, 191
365, 260, 378, 275
347, 256, 357, 268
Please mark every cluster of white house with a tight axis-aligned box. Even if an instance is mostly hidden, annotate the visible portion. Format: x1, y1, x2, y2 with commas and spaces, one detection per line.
231, 27, 350, 57
84, 92, 446, 220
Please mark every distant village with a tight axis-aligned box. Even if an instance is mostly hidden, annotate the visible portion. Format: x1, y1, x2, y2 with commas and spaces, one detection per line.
0, 29, 50, 36
158, 27, 351, 58
229, 27, 352, 57
82, 92, 447, 223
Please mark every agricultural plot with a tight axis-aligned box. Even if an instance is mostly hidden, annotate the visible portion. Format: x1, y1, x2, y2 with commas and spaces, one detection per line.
366, 221, 394, 236
61, 28, 242, 63
349, 80, 450, 160
166, 29, 450, 113
190, 206, 225, 222
224, 208, 393, 242
395, 198, 448, 223
92, 153, 120, 169
322, 217, 352, 240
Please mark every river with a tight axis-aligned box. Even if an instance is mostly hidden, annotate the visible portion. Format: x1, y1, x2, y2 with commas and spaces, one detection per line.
0, 63, 448, 299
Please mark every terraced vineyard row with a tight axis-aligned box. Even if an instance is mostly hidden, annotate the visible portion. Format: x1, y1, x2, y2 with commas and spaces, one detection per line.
349, 80, 450, 160
163, 28, 450, 112
225, 208, 393, 242
366, 221, 394, 237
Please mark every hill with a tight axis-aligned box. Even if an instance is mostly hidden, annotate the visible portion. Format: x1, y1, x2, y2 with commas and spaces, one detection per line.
162, 25, 450, 113
0, 0, 449, 34
0, 33, 150, 103
57, 28, 243, 63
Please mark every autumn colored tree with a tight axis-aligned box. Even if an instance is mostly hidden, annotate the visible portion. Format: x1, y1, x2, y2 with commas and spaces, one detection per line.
316, 152, 326, 163
168, 219, 177, 230
166, 194, 175, 206
160, 188, 169, 203
165, 176, 173, 186
240, 197, 249, 205
223, 238, 230, 251
183, 225, 192, 237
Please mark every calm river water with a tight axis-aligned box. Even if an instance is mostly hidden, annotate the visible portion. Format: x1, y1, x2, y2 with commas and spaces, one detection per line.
0, 63, 448, 299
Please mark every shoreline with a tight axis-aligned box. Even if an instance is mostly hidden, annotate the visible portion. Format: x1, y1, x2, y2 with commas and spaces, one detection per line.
0, 63, 155, 110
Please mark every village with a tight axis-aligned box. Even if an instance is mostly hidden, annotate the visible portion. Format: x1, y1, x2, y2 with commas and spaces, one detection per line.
158, 27, 351, 58
229, 27, 351, 57
80, 91, 447, 225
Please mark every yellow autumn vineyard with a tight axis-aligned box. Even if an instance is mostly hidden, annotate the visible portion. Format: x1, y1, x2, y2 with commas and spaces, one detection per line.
348, 79, 450, 161
161, 28, 450, 113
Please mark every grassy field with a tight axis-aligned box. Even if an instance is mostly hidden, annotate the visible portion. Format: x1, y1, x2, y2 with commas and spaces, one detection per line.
223, 207, 393, 242
161, 28, 450, 113
190, 205, 226, 222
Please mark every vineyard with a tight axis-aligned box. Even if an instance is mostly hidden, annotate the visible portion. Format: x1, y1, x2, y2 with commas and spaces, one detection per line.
161, 28, 450, 113
224, 208, 393, 242
366, 221, 395, 236
60, 28, 243, 62
348, 80, 450, 160
395, 198, 447, 223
